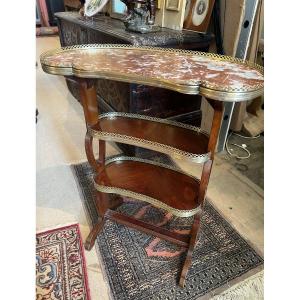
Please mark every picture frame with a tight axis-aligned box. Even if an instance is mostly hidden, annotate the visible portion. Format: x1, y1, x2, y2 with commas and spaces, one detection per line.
183, 0, 215, 32
165, 0, 181, 11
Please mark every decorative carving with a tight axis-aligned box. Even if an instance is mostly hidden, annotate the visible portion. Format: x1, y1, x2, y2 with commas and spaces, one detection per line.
56, 12, 213, 46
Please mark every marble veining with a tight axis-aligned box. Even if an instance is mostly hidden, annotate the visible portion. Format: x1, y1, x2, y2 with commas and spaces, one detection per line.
42, 46, 264, 93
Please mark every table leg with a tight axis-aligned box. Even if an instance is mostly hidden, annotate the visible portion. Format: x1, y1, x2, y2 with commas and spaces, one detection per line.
85, 131, 102, 172
85, 192, 124, 251
77, 79, 108, 250
179, 99, 223, 285
85, 216, 106, 251
179, 212, 201, 287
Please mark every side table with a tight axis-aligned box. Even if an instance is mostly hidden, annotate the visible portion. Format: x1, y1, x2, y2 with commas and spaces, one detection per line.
40, 44, 264, 287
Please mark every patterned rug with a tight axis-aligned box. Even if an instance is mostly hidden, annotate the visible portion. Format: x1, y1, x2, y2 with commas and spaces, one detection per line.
36, 224, 91, 300
72, 155, 263, 300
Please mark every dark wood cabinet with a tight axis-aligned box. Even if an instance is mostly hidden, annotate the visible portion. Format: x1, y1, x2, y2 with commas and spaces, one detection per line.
55, 12, 213, 155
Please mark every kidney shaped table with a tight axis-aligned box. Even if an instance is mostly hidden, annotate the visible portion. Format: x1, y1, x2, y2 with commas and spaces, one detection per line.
40, 44, 264, 287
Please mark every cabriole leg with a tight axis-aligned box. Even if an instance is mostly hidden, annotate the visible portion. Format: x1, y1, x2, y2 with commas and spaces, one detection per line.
179, 99, 224, 286
77, 79, 111, 250
85, 216, 106, 250
84, 191, 124, 251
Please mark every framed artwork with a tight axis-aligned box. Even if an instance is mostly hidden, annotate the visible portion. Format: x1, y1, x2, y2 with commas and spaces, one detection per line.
165, 0, 181, 11
183, 0, 215, 32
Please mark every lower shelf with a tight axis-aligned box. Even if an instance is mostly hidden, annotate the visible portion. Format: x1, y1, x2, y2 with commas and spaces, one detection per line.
94, 156, 201, 217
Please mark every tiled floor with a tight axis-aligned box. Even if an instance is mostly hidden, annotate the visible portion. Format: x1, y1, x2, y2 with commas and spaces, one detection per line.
36, 36, 263, 299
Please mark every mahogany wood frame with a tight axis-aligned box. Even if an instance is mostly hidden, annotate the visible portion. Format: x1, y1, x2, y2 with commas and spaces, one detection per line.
77, 78, 224, 287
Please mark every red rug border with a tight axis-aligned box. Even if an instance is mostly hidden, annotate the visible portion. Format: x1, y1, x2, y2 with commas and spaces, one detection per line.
37, 223, 91, 300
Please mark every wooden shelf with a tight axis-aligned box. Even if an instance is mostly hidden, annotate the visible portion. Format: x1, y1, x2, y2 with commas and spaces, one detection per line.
94, 156, 201, 217
89, 112, 210, 163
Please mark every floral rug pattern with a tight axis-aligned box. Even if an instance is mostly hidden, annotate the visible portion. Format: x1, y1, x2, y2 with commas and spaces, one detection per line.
36, 224, 91, 300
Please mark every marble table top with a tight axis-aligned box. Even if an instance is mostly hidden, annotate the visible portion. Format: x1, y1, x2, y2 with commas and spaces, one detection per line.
41, 44, 264, 102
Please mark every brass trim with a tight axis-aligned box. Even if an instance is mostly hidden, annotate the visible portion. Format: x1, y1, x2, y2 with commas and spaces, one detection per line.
88, 112, 211, 164
94, 156, 201, 217
104, 155, 199, 180
40, 44, 264, 101
41, 63, 201, 95
99, 112, 209, 134
199, 86, 264, 102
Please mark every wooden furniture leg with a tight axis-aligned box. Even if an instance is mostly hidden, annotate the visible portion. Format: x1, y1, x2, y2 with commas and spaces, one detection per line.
85, 131, 102, 172
84, 191, 124, 250
78, 78, 105, 173
77, 79, 124, 250
85, 216, 106, 250
179, 99, 224, 287
179, 212, 201, 287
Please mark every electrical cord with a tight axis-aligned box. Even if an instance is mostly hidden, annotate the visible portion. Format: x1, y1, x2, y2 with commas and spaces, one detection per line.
233, 132, 261, 139
225, 132, 260, 159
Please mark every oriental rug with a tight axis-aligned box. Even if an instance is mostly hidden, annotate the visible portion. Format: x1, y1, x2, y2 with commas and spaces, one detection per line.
36, 223, 91, 300
72, 155, 263, 300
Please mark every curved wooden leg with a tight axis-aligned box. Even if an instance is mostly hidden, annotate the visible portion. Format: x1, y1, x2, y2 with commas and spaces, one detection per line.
85, 217, 106, 251
85, 131, 106, 173
85, 191, 108, 251
179, 100, 223, 287
78, 79, 110, 251
85, 192, 124, 251
179, 212, 201, 288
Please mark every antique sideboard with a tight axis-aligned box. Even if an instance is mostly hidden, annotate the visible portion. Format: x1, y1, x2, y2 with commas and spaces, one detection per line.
55, 12, 213, 155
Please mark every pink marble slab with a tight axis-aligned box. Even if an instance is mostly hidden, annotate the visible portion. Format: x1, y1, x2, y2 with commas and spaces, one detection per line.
41, 45, 263, 97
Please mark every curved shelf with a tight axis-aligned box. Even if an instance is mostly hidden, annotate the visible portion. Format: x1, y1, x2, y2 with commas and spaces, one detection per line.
94, 156, 201, 217
88, 112, 211, 163
40, 44, 264, 101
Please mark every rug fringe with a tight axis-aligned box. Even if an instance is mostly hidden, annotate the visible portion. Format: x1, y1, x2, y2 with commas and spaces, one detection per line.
212, 270, 264, 300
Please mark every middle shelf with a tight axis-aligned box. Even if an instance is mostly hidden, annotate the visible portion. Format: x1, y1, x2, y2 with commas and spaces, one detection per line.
94, 156, 202, 217
88, 112, 211, 163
